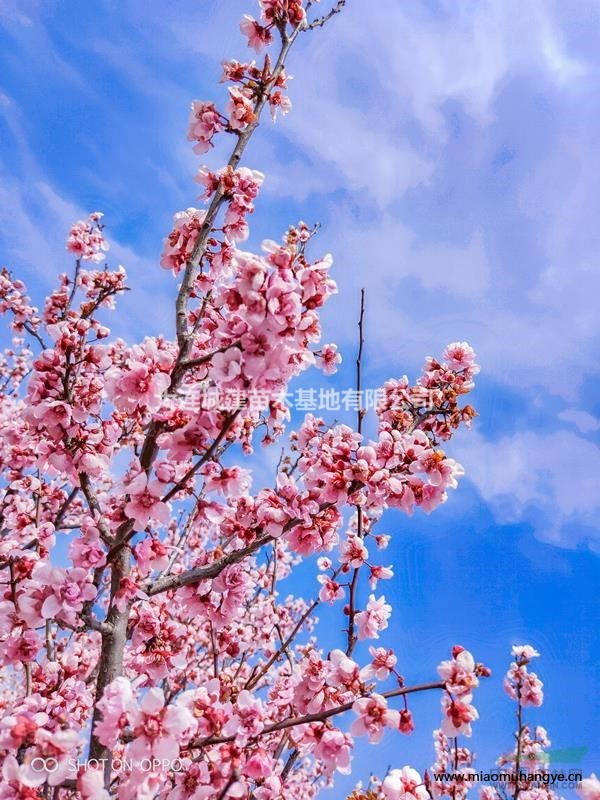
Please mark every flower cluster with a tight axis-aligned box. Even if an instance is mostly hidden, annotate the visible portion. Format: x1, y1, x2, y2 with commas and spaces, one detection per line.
196, 165, 264, 241
503, 644, 544, 708
187, 101, 225, 154
295, 370, 470, 522
160, 208, 207, 274
186, 10, 294, 160
258, 0, 306, 28
377, 341, 478, 441
437, 646, 488, 738
66, 212, 109, 263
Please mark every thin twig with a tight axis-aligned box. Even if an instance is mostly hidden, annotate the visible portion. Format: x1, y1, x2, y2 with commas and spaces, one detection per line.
79, 474, 112, 544
45, 620, 55, 661
245, 599, 319, 691
210, 622, 219, 678
65, 258, 81, 314
514, 683, 524, 799
346, 288, 365, 656
54, 486, 79, 530
161, 410, 240, 504
281, 748, 300, 782
180, 340, 242, 371
306, 0, 347, 30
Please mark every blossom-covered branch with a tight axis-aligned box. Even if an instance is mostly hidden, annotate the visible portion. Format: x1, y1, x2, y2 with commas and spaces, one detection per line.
2, 2, 590, 800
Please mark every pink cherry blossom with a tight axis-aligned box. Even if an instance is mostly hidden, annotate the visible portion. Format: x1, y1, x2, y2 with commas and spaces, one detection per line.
382, 766, 429, 800
307, 725, 353, 775
441, 695, 479, 738
227, 86, 256, 130
259, 0, 306, 27
0, 755, 35, 799
106, 361, 170, 413
126, 688, 194, 764
243, 747, 273, 779
442, 341, 479, 373
437, 646, 479, 698
504, 659, 544, 708
360, 646, 397, 681
240, 14, 273, 52
368, 564, 394, 589
269, 89, 293, 120
355, 594, 391, 640
187, 100, 225, 154
69, 527, 107, 569
398, 709, 415, 735
202, 462, 251, 496
511, 644, 540, 663
78, 766, 111, 800
223, 690, 265, 743
134, 536, 170, 573
124, 472, 170, 530
518, 671, 544, 707
351, 694, 400, 743
317, 573, 344, 603
2, 629, 40, 664
160, 208, 207, 274
94, 676, 135, 748
340, 534, 368, 568
18, 563, 96, 627
20, 728, 78, 787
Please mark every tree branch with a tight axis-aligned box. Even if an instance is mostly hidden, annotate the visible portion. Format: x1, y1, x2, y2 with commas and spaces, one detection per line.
245, 598, 320, 691
53, 486, 79, 530
346, 288, 365, 656
161, 410, 240, 504
189, 680, 445, 750
173, 26, 305, 355
306, 0, 347, 29
144, 532, 273, 596
179, 340, 242, 372
79, 473, 112, 545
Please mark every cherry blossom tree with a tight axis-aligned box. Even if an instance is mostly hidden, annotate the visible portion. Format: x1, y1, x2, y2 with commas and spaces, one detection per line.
0, 2, 595, 799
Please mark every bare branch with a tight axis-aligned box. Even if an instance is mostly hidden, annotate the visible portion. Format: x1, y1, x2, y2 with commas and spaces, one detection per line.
79, 473, 112, 544
306, 0, 347, 30
53, 486, 79, 530
346, 288, 365, 656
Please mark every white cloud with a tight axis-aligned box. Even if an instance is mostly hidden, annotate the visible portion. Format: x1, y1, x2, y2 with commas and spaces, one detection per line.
558, 409, 600, 434
279, 92, 433, 208
277, 0, 589, 167
327, 213, 490, 297
460, 428, 600, 550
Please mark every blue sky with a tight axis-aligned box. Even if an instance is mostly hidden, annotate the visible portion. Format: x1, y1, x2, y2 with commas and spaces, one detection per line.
1, 0, 598, 793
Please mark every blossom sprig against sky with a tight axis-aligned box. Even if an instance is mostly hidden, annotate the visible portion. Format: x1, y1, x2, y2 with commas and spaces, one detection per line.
0, 0, 599, 796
